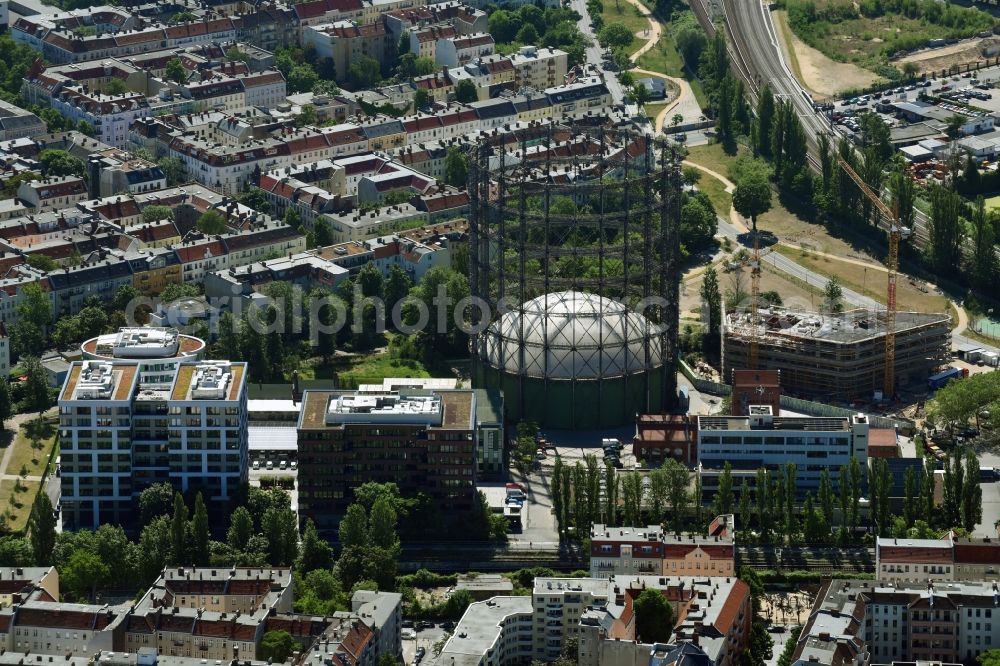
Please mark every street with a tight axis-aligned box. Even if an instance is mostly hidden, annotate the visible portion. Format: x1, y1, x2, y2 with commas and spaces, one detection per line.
402, 625, 449, 666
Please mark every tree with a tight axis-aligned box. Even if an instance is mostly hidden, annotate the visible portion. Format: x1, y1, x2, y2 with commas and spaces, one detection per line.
926, 184, 964, 275
259, 630, 298, 663
776, 626, 803, 666
170, 493, 188, 564
515, 23, 539, 44
369, 495, 400, 551
340, 503, 369, 550
227, 506, 254, 552
675, 25, 707, 69
755, 84, 775, 157
21, 357, 51, 413
28, 492, 56, 566
11, 284, 52, 359
633, 82, 651, 107
0, 380, 11, 426
902, 61, 920, 80
165, 58, 187, 84
157, 157, 186, 186
413, 88, 431, 111
444, 146, 468, 189
731, 159, 773, 231
263, 506, 299, 566
962, 449, 983, 532
968, 196, 998, 292
455, 79, 478, 104
139, 482, 175, 524
38, 149, 85, 178
713, 462, 734, 517
488, 9, 520, 43
197, 209, 228, 235
823, 278, 844, 314
298, 518, 333, 573
663, 459, 691, 527
869, 458, 892, 537
287, 65, 319, 94
61, 550, 110, 602
552, 458, 565, 535
604, 462, 618, 525
348, 56, 382, 90
621, 472, 643, 527
633, 588, 674, 643
191, 492, 210, 565
749, 621, 774, 665
903, 466, 918, 529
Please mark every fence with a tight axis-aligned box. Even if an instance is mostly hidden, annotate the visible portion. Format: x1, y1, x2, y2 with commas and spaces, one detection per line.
681, 360, 905, 429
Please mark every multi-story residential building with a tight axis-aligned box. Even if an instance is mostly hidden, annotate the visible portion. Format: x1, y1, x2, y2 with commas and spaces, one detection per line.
589, 515, 736, 579
17, 177, 88, 211
434, 32, 494, 66
793, 578, 1000, 666
876, 533, 1000, 583
437, 575, 751, 666
0, 568, 59, 607
297, 388, 501, 532
509, 46, 568, 91
696, 407, 870, 495
302, 20, 392, 82
0, 100, 46, 141
80, 328, 207, 384
58, 359, 248, 530
141, 567, 293, 614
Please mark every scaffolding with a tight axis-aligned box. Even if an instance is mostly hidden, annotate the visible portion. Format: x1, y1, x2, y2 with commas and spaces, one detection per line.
467, 125, 684, 427
722, 306, 951, 401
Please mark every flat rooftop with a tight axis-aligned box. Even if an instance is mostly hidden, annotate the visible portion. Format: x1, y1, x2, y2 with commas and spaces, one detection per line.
697, 415, 852, 432
60, 361, 138, 402
438, 596, 533, 666
82, 327, 205, 360
170, 362, 245, 402
726, 307, 949, 345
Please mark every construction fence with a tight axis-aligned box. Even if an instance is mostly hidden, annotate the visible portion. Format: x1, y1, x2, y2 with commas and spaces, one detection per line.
680, 360, 904, 430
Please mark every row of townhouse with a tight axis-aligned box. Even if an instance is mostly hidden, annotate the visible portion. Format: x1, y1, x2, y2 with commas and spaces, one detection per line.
434, 575, 751, 666
0, 566, 399, 666
792, 578, 1000, 666
130, 76, 612, 196
23, 55, 286, 148
0, 208, 303, 324
12, 0, 490, 64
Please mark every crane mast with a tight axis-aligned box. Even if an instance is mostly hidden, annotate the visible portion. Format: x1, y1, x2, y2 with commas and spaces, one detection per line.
837, 157, 900, 401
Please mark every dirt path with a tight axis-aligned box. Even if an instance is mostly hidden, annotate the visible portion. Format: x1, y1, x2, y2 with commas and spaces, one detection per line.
622, 0, 661, 63
771, 9, 882, 99
632, 67, 696, 131
682, 160, 749, 233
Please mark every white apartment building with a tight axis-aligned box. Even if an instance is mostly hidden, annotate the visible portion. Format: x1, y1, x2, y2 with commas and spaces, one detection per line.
796, 578, 1000, 666
58, 359, 248, 530
509, 46, 567, 91
697, 407, 869, 493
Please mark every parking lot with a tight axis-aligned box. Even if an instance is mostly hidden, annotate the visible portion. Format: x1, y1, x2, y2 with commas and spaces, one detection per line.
826, 64, 1000, 140
401, 624, 449, 666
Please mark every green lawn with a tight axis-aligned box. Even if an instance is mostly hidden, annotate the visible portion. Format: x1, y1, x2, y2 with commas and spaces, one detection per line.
0, 479, 42, 533
985, 195, 1000, 212
6, 417, 58, 480
775, 246, 950, 313
600, 1, 652, 55
301, 351, 432, 389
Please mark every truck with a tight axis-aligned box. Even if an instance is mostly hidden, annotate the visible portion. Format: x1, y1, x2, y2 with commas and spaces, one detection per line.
928, 366, 966, 390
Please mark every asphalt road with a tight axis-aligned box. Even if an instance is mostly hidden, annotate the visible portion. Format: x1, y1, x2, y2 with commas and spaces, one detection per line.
569, 0, 639, 118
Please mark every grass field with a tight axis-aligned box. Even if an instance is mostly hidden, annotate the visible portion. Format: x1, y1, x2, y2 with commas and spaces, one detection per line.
776, 246, 950, 313
985, 195, 1000, 212
0, 479, 42, 532
6, 417, 58, 480
644, 101, 669, 119
633, 11, 709, 109
600, 0, 651, 55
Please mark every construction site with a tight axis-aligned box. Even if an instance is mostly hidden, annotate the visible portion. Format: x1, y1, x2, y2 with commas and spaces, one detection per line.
721, 307, 951, 401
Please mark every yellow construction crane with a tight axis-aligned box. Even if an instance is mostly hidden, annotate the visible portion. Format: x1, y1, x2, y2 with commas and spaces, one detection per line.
837, 157, 900, 401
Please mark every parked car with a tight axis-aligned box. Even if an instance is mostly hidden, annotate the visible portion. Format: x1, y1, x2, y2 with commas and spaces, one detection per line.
266, 460, 274, 469
402, 620, 414, 629
279, 460, 287, 470
290, 461, 297, 470
252, 460, 261, 470
441, 621, 456, 630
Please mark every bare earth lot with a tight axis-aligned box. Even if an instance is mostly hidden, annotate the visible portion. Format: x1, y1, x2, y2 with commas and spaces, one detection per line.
773, 9, 883, 98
